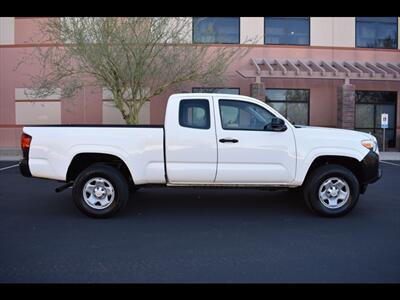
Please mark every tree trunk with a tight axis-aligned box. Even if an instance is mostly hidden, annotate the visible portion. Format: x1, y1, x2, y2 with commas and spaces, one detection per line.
125, 112, 139, 125
124, 102, 140, 125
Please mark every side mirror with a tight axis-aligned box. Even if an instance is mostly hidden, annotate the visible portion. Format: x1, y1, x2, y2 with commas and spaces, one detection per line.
264, 117, 287, 132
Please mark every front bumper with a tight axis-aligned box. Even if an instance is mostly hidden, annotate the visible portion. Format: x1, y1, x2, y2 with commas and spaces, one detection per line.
360, 150, 381, 184
19, 158, 32, 177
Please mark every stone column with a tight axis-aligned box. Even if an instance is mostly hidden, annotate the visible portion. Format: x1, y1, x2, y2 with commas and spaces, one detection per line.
337, 82, 356, 130
250, 82, 265, 101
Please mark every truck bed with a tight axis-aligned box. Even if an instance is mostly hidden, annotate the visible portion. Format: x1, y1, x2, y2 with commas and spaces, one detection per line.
23, 125, 166, 184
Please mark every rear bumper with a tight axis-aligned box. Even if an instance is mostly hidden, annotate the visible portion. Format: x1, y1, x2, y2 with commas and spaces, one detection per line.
19, 158, 32, 177
360, 150, 381, 185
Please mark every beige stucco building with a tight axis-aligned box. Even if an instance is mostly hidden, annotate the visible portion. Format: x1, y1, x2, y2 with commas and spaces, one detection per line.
1, 17, 400, 150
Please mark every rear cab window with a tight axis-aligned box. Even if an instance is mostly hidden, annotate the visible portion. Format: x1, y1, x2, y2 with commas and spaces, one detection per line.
179, 99, 211, 129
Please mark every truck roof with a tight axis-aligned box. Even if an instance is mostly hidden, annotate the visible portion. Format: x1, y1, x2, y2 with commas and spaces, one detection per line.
171, 93, 253, 100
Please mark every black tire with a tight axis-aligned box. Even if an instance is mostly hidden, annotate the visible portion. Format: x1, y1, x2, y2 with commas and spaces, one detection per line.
303, 164, 360, 217
72, 164, 129, 218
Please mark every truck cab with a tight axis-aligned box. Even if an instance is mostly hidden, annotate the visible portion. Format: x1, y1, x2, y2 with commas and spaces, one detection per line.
164, 93, 296, 185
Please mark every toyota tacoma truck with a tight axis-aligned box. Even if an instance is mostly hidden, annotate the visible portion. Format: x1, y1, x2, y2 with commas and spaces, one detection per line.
19, 93, 381, 218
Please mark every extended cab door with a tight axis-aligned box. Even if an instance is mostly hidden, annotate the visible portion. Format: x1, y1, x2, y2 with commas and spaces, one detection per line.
213, 96, 296, 184
165, 95, 217, 183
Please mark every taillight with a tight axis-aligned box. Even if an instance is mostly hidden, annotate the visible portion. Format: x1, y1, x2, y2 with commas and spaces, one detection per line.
21, 133, 32, 157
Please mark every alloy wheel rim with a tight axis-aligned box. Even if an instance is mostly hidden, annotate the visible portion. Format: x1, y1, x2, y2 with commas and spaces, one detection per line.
82, 177, 115, 210
318, 177, 350, 209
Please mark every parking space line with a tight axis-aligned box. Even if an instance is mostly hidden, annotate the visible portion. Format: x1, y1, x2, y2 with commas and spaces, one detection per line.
0, 164, 19, 171
380, 161, 400, 167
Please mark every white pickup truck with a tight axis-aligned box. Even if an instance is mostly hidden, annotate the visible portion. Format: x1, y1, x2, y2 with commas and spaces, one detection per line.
20, 93, 381, 218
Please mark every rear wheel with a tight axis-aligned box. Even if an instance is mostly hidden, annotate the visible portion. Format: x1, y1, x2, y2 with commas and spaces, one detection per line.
303, 164, 360, 217
72, 164, 129, 218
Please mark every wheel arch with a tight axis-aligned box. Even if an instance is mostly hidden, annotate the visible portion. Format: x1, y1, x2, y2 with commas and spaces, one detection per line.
303, 155, 364, 186
66, 152, 134, 184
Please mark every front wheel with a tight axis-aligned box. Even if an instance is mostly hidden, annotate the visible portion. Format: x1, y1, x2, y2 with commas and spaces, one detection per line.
72, 164, 129, 218
303, 164, 360, 217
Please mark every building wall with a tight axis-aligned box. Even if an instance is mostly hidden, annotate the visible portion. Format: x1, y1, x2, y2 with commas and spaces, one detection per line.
1, 17, 400, 149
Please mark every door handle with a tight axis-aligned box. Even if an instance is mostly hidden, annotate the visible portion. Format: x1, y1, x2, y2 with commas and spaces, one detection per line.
219, 138, 239, 143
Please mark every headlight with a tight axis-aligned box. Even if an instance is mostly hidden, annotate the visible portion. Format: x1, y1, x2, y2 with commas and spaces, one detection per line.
361, 139, 378, 152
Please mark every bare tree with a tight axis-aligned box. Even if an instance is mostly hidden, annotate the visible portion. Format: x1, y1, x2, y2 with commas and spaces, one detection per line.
18, 17, 250, 124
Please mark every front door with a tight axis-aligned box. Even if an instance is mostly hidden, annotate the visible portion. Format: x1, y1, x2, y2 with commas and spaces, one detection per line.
213, 96, 297, 184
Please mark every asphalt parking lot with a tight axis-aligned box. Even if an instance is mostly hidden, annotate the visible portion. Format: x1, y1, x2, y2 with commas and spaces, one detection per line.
0, 160, 400, 283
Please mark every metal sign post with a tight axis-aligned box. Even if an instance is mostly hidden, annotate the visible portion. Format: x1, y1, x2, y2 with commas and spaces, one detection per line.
381, 113, 388, 152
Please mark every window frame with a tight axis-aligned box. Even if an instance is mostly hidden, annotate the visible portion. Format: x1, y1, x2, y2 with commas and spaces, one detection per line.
178, 99, 211, 130
192, 17, 241, 44
265, 88, 310, 126
355, 17, 398, 49
264, 17, 310, 46
192, 87, 240, 94
218, 99, 277, 132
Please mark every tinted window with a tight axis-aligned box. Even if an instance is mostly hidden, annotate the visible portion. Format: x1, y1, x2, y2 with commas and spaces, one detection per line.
192, 87, 240, 94
219, 100, 275, 130
265, 17, 310, 45
266, 89, 309, 125
356, 17, 398, 49
193, 17, 240, 44
179, 99, 210, 129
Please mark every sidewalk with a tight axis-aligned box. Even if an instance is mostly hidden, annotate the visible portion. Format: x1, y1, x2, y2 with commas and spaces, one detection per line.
0, 149, 22, 161
380, 152, 400, 161
1, 148, 400, 161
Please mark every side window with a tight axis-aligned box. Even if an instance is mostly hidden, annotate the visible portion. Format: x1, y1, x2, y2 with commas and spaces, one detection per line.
219, 100, 275, 130
179, 99, 210, 129
192, 17, 240, 44
356, 17, 398, 49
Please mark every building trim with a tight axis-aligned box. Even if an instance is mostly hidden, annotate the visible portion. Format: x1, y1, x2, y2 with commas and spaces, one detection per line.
240, 17, 263, 44
14, 100, 61, 103
15, 101, 61, 125
0, 17, 15, 45
0, 124, 24, 128
15, 88, 62, 101
242, 59, 400, 81
14, 17, 47, 19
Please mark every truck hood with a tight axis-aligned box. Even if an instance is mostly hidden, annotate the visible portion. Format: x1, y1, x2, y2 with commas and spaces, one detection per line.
294, 125, 375, 141
293, 125, 378, 158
